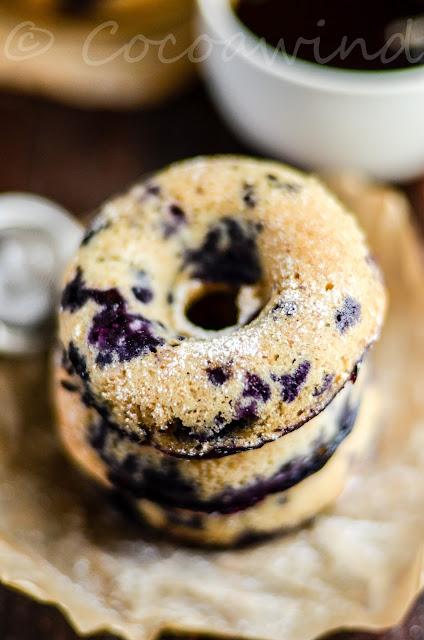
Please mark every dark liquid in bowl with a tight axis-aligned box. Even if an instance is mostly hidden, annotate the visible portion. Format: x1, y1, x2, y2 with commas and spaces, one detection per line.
235, 0, 424, 70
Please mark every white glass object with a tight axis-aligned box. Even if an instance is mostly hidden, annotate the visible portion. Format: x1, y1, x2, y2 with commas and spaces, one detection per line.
0, 193, 83, 355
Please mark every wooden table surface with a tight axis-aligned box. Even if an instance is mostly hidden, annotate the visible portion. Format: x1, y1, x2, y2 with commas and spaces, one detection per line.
0, 82, 423, 640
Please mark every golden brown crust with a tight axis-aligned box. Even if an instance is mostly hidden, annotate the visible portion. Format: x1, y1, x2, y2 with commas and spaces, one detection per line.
57, 156, 387, 458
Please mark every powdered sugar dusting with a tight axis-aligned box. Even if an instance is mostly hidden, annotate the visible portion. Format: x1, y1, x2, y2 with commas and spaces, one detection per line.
58, 156, 387, 457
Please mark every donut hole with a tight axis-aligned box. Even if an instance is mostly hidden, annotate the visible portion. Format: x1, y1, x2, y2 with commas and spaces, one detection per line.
186, 288, 239, 331
172, 280, 265, 338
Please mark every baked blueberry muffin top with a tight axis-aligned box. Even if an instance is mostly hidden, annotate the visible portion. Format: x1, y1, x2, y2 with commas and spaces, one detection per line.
58, 156, 387, 458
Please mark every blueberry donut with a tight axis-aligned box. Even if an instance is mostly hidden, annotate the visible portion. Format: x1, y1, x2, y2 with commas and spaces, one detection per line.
54, 156, 387, 546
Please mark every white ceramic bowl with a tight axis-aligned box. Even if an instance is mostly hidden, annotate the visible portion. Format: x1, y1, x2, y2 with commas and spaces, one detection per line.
197, 0, 424, 181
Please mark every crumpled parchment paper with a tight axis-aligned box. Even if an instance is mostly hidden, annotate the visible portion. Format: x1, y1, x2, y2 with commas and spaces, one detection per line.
1, 173, 424, 640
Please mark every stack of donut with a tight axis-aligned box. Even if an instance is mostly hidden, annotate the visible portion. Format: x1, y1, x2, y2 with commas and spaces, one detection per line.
54, 156, 387, 546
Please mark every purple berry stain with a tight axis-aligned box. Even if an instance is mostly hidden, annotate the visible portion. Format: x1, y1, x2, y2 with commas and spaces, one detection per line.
207, 365, 231, 386
233, 372, 271, 424
88, 290, 164, 367
313, 373, 334, 397
335, 297, 362, 334
132, 287, 153, 304
242, 183, 257, 208
243, 372, 271, 403
236, 401, 259, 421
164, 204, 186, 237
273, 361, 311, 403
61, 269, 164, 367
68, 341, 90, 382
185, 217, 262, 286
145, 182, 161, 197
61, 268, 90, 313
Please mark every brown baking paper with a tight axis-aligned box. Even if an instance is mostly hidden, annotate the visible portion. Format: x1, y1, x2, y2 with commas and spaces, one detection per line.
1, 173, 424, 640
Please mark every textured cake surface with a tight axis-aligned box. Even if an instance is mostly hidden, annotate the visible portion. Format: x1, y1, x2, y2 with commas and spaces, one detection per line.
55, 350, 367, 512
57, 156, 387, 459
